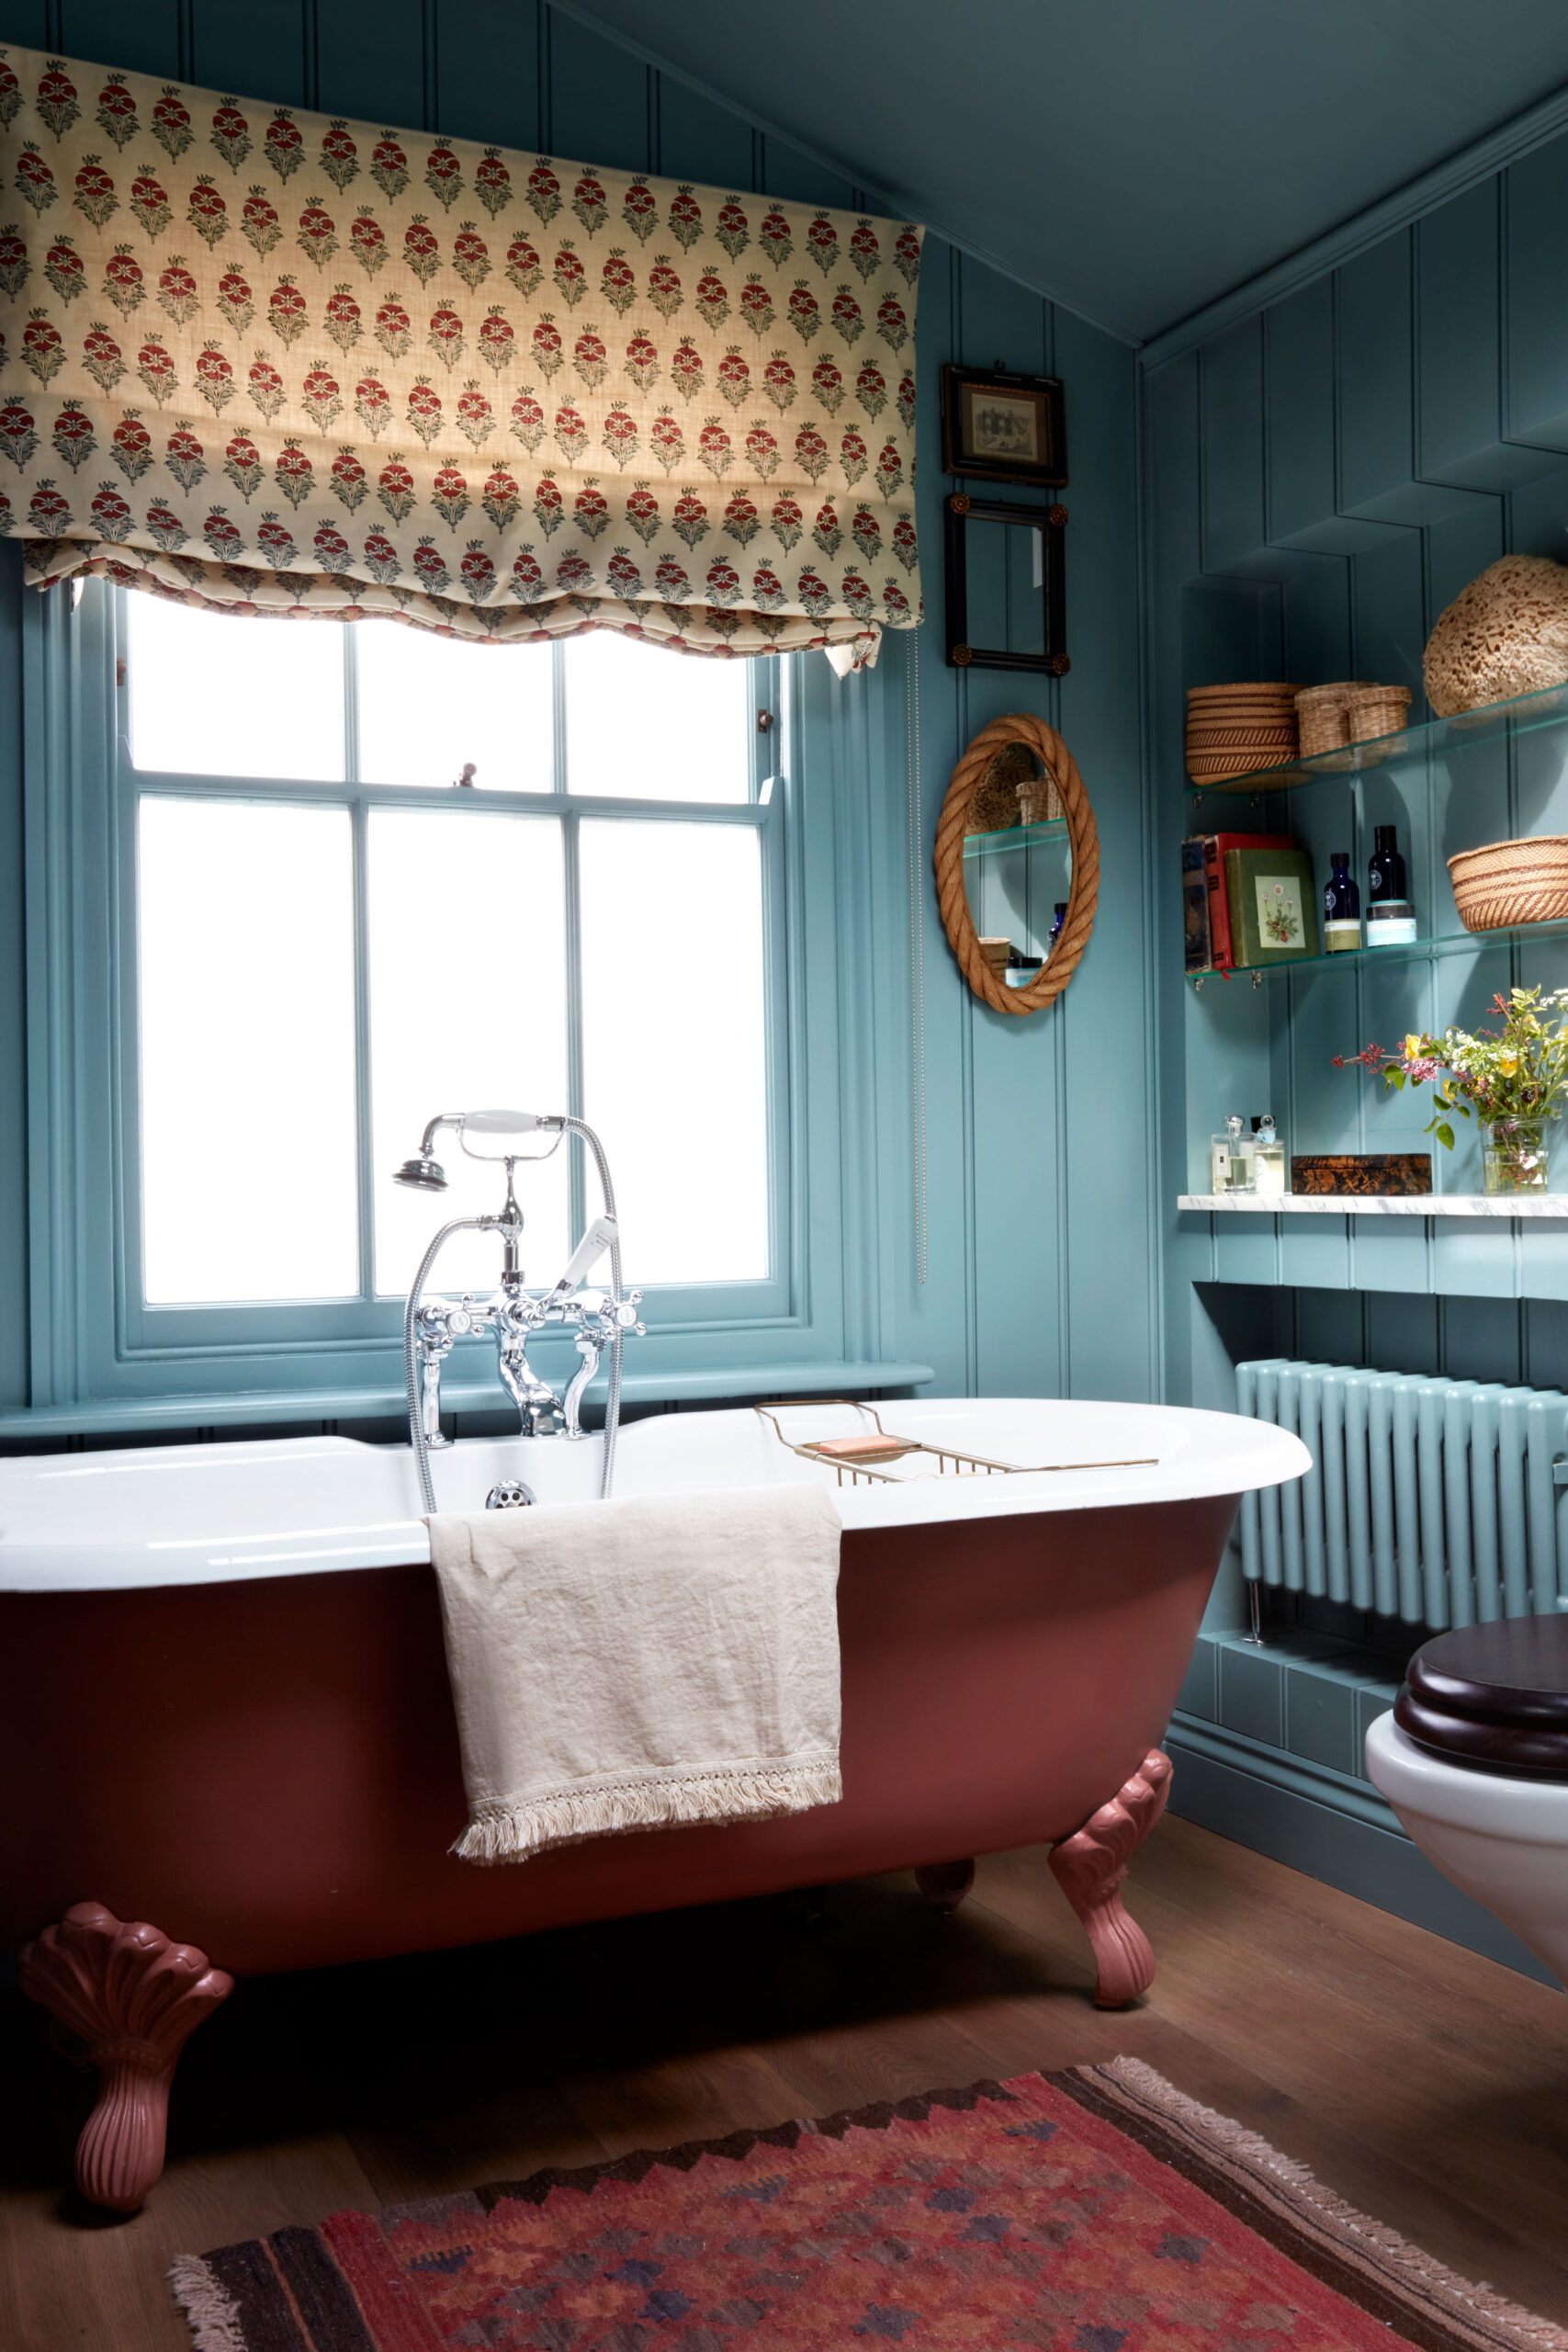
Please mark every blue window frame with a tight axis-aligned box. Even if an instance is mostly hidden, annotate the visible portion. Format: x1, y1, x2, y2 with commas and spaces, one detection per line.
18, 578, 874, 1429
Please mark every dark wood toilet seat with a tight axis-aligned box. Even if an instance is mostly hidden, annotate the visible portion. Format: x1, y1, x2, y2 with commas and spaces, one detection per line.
1395, 1614, 1568, 1779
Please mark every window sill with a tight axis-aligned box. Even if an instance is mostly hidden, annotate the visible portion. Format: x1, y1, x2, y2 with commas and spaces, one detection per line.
0, 1359, 937, 1443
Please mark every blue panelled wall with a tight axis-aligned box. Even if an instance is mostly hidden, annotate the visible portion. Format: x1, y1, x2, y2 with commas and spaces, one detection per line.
0, 0, 1153, 1433
1146, 104, 1568, 1973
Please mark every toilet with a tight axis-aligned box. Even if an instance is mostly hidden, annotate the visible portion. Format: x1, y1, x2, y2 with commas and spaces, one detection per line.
1364, 1614, 1568, 1990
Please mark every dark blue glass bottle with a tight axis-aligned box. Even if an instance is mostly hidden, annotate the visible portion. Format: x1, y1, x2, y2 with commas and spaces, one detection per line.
1325, 853, 1359, 918
1368, 824, 1406, 904
1048, 901, 1067, 949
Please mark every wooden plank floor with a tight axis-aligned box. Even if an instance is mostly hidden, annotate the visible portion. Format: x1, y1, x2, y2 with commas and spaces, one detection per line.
3, 1815, 1566, 2348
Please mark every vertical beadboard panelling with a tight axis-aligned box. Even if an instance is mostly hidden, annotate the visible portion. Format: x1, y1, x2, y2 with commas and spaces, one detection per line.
893, 239, 974, 1398
0, 545, 27, 1408
315, 0, 426, 124
433, 0, 540, 150
1416, 181, 1551, 492
1199, 320, 1265, 574
1265, 280, 1337, 548
0, 0, 47, 40
59, 0, 180, 74
953, 256, 1061, 1398
190, 0, 310, 106
654, 71, 754, 188
1055, 300, 1150, 1398
1336, 233, 1418, 523
1505, 137, 1568, 452
545, 4, 648, 172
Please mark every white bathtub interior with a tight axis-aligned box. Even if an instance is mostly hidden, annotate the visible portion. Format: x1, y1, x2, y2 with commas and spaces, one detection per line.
0, 1396, 1310, 1589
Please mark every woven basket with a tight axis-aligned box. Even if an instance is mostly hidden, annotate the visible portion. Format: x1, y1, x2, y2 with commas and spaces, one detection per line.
1294, 683, 1363, 758
1017, 777, 1062, 826
965, 739, 1037, 836
1345, 685, 1412, 744
1448, 834, 1568, 932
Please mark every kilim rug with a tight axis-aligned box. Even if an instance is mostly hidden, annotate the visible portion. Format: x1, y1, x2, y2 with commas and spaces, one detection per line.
171, 2058, 1568, 2351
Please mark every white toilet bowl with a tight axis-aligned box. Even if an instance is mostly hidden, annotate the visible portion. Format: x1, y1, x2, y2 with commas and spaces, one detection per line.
1365, 1708, 1568, 1989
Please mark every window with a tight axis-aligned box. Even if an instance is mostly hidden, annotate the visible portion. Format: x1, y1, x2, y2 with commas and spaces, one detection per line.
115, 591, 782, 1344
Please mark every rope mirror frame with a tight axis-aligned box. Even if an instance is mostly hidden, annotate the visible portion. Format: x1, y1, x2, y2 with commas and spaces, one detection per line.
933, 713, 1100, 1015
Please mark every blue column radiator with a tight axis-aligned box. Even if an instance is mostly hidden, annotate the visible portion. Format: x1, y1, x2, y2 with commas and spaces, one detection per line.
1235, 1359, 1568, 1628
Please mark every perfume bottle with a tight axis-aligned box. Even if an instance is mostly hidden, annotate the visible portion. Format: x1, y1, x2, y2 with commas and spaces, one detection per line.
1251, 1113, 1287, 1195
1323, 852, 1360, 953
1047, 901, 1067, 952
1211, 1114, 1255, 1193
1369, 824, 1406, 903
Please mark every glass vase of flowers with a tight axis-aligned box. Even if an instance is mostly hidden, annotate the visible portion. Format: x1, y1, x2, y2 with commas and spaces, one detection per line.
1336, 986, 1568, 1195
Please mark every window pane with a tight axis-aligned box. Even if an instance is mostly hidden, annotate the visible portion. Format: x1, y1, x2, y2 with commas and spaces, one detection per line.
564, 634, 750, 802
128, 595, 345, 781
580, 820, 768, 1283
355, 621, 555, 792
139, 797, 358, 1302
368, 808, 570, 1295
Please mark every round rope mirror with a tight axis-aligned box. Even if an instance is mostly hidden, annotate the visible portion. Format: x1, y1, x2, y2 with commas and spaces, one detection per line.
934, 714, 1100, 1014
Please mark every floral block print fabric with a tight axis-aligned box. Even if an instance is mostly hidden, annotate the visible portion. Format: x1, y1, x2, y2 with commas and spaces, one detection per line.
170, 2065, 1568, 2352
0, 46, 923, 664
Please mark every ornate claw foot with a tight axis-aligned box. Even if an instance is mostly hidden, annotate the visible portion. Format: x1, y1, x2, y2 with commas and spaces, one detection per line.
915, 1860, 976, 1914
18, 1901, 233, 2212
1049, 1750, 1172, 2009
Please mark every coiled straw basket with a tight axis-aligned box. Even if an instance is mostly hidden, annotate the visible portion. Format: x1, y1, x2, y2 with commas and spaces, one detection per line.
1448, 835, 1568, 933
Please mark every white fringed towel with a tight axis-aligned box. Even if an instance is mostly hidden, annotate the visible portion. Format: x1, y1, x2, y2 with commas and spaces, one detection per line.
427, 1484, 843, 1865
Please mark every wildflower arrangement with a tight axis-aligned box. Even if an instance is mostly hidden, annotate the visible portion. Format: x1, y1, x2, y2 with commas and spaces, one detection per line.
1335, 986, 1568, 1149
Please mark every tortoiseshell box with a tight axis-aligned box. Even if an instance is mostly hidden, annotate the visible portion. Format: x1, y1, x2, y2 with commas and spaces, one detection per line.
1290, 1154, 1432, 1196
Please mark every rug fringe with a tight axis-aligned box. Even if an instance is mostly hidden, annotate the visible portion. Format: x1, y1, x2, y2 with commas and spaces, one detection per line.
453, 1758, 843, 1865
1095, 2057, 1568, 2352
168, 2255, 247, 2352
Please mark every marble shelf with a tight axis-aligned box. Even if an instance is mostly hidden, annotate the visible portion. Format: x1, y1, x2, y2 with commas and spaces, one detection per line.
1179, 1193, 1568, 1218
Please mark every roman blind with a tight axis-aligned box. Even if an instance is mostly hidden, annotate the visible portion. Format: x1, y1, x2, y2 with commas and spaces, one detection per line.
0, 44, 923, 667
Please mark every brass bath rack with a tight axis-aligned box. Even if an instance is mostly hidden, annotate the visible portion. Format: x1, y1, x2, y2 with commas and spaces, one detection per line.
755, 1401, 1156, 1487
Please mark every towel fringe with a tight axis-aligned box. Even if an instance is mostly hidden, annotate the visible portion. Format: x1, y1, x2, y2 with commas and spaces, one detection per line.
453, 1758, 844, 1865
168, 2256, 248, 2352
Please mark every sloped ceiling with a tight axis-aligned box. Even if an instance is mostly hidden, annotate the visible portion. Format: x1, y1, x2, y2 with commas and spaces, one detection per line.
563, 0, 1568, 342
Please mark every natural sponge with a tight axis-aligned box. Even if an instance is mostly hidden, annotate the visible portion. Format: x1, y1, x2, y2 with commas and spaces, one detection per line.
1424, 553, 1568, 717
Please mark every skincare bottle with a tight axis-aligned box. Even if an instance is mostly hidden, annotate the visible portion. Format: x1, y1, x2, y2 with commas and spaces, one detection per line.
1369, 824, 1406, 903
1324, 852, 1360, 953
1211, 1114, 1255, 1193
1251, 1113, 1287, 1195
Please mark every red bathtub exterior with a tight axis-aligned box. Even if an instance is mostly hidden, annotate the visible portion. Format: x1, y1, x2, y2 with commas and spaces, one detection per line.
0, 1494, 1235, 1975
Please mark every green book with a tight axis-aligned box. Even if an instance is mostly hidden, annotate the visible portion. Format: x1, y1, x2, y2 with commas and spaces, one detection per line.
1224, 843, 1319, 966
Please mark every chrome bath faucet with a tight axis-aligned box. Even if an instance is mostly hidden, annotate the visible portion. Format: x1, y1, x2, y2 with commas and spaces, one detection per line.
393, 1111, 645, 1512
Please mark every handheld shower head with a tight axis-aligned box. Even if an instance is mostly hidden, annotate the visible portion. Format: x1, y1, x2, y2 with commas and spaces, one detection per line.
393, 1152, 448, 1192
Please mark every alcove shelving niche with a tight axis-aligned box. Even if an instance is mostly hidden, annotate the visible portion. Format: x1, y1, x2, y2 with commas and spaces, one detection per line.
1178, 681, 1568, 1298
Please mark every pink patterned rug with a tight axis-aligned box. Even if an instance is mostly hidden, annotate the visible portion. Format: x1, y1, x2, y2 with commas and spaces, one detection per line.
173, 2058, 1567, 2350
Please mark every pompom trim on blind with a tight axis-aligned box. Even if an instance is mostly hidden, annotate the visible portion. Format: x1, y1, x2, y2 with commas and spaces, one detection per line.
0, 44, 923, 668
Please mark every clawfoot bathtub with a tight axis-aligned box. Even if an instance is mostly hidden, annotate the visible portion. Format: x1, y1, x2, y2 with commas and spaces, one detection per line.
0, 1396, 1305, 2210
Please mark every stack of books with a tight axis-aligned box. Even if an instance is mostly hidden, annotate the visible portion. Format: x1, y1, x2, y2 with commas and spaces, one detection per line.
1182, 832, 1320, 972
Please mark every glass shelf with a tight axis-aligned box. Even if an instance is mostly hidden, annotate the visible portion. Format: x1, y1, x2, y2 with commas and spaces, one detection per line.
962, 816, 1068, 862
1182, 680, 1568, 799
1187, 912, 1568, 985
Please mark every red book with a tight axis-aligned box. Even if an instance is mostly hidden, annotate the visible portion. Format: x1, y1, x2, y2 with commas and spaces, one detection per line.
1203, 832, 1294, 968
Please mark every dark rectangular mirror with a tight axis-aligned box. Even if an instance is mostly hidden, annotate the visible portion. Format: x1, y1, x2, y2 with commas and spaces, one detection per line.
943, 493, 1067, 674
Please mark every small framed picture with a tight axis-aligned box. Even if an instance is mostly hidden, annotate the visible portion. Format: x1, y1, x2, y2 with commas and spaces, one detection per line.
942, 364, 1067, 489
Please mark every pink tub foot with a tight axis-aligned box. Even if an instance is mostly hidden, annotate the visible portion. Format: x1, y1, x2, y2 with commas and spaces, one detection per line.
915, 1860, 976, 1914
18, 1901, 233, 2212
1049, 1750, 1172, 2008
